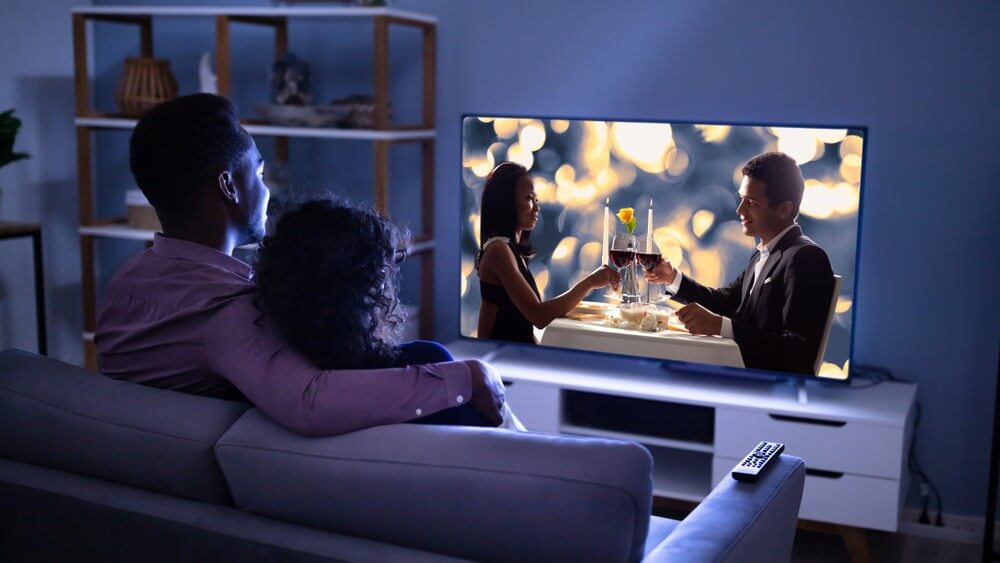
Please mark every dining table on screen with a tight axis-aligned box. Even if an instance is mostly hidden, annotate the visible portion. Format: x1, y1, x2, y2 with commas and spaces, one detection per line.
534, 301, 745, 368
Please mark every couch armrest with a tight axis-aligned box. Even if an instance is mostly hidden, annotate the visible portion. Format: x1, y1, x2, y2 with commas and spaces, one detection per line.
643, 455, 805, 563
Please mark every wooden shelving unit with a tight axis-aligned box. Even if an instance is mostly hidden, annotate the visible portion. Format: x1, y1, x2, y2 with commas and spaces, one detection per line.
71, 6, 437, 369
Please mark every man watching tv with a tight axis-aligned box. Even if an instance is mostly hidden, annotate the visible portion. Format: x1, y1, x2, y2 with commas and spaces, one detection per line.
95, 94, 505, 435
645, 152, 835, 375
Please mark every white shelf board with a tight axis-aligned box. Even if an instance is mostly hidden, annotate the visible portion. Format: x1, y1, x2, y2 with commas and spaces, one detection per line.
648, 446, 712, 503
79, 225, 256, 251
80, 224, 156, 241
76, 118, 135, 130
75, 117, 435, 141
71, 6, 436, 25
559, 424, 714, 454
407, 239, 434, 255
246, 123, 435, 141
80, 224, 431, 255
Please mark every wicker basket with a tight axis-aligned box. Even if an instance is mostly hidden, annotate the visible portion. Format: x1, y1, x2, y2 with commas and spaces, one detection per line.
115, 58, 178, 116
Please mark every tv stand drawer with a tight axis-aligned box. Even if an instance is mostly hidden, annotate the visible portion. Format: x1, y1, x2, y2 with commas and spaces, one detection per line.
714, 408, 905, 479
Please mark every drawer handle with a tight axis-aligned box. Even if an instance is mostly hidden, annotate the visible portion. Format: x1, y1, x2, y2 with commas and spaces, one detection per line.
805, 468, 845, 479
768, 413, 846, 427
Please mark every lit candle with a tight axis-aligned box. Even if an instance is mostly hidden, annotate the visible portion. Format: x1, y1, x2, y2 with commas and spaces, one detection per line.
647, 198, 654, 249
602, 198, 609, 266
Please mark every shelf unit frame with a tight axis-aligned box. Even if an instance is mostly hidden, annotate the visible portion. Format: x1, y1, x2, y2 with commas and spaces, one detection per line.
71, 6, 438, 368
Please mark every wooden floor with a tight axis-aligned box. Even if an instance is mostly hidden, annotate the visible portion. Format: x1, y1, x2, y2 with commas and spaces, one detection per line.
792, 528, 981, 563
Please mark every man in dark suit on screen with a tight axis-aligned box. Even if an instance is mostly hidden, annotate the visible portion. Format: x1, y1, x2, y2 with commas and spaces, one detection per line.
646, 152, 835, 375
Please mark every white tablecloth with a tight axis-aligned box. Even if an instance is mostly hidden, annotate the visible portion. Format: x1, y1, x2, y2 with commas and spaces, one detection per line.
535, 315, 745, 368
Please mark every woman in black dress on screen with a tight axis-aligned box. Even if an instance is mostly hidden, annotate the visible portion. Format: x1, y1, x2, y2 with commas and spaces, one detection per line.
476, 162, 620, 344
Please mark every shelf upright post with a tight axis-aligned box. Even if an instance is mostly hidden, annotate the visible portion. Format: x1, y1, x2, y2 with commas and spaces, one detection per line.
373, 15, 390, 215
274, 18, 289, 163
138, 16, 152, 57
72, 14, 90, 117
72, 11, 154, 368
419, 20, 436, 337
421, 19, 435, 130
215, 16, 231, 97
73, 12, 98, 368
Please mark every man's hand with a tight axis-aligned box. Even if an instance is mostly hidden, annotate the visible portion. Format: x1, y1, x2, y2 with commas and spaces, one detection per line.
676, 303, 723, 336
465, 359, 505, 427
645, 258, 677, 285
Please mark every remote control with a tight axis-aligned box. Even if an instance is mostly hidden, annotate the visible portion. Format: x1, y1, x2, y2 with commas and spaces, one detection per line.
731, 441, 785, 483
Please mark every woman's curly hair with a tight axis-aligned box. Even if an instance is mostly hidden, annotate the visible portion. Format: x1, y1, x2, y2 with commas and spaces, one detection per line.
253, 196, 407, 370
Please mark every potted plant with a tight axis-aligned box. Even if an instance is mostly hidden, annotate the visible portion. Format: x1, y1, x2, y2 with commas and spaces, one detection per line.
0, 109, 31, 211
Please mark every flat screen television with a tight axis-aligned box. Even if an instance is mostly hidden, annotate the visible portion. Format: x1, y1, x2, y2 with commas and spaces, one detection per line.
459, 115, 865, 381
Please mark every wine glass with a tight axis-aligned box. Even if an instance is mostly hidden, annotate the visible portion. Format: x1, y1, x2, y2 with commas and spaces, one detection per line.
610, 232, 641, 304
637, 236, 663, 303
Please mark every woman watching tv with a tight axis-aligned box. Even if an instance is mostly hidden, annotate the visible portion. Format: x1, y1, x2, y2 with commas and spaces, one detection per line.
254, 196, 492, 426
476, 162, 620, 344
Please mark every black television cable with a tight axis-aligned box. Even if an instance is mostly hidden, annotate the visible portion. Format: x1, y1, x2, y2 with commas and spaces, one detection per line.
836, 363, 945, 527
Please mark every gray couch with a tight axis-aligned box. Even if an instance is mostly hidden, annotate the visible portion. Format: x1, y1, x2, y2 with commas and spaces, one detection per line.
0, 349, 805, 562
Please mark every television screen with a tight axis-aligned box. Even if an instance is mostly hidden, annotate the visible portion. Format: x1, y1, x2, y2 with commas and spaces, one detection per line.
460, 115, 864, 380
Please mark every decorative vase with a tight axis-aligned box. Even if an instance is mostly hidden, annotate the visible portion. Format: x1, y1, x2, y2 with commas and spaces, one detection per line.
620, 234, 642, 304
115, 58, 178, 116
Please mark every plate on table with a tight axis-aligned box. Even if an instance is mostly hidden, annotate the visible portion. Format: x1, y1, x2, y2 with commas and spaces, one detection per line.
566, 301, 614, 322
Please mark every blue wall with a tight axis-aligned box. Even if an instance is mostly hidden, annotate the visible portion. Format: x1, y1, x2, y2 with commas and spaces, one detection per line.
0, 0, 90, 363
78, 0, 1000, 518
401, 0, 999, 517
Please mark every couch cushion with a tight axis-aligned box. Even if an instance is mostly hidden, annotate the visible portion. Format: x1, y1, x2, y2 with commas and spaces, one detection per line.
0, 349, 249, 504
643, 516, 680, 557
216, 408, 653, 563
0, 458, 471, 563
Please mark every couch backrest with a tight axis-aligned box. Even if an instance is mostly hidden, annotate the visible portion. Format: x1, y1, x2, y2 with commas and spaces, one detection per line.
216, 409, 654, 563
0, 350, 249, 505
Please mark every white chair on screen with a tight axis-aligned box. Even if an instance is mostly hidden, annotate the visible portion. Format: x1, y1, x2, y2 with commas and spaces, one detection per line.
813, 275, 843, 375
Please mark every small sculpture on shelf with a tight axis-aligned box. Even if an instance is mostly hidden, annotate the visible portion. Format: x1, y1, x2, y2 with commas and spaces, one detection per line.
270, 53, 312, 106
198, 52, 218, 95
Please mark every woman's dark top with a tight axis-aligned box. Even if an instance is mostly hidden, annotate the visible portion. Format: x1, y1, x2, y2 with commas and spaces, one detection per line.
478, 237, 540, 344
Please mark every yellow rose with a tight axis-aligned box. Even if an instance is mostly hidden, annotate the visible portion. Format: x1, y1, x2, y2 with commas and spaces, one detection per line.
616, 208, 634, 223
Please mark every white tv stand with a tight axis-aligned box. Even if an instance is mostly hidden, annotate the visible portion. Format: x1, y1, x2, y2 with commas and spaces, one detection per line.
449, 340, 917, 534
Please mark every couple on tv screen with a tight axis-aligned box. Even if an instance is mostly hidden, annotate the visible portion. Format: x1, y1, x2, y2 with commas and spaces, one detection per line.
462, 117, 862, 379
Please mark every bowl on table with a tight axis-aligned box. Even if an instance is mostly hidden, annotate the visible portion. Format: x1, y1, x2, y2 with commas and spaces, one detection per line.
618, 303, 647, 324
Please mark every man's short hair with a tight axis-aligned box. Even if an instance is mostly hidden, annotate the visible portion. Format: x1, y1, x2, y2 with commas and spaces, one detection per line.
741, 152, 805, 215
129, 94, 254, 215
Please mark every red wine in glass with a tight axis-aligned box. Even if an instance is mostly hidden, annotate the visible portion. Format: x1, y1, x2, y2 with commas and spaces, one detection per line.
637, 252, 661, 272
609, 249, 636, 268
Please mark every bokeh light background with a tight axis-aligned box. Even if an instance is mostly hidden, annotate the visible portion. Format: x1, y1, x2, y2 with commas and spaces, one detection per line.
460, 116, 864, 379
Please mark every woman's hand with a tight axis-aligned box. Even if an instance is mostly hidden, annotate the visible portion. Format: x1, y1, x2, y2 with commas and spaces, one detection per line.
644, 258, 677, 285
585, 265, 621, 291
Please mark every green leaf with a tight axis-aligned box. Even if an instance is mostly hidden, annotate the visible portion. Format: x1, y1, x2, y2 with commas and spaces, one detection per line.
626, 218, 637, 234
0, 152, 29, 168
0, 108, 29, 169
